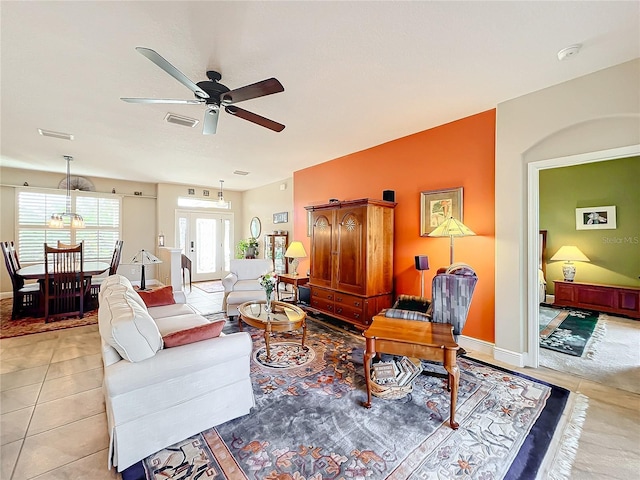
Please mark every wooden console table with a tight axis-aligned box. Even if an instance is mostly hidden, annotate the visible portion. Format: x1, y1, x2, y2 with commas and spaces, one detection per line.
553, 281, 640, 319
362, 316, 460, 429
276, 274, 309, 303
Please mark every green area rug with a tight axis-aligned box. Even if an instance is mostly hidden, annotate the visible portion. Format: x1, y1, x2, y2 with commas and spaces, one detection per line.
123, 316, 575, 480
539, 307, 599, 357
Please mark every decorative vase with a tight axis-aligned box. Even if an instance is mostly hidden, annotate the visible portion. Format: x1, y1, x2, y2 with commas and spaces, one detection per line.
265, 289, 273, 313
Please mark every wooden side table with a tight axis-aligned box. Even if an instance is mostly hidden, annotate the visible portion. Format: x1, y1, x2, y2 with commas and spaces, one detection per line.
363, 316, 460, 429
276, 274, 309, 303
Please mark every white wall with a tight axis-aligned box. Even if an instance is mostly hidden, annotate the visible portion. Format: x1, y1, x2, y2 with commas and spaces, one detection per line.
495, 59, 640, 364
242, 178, 294, 258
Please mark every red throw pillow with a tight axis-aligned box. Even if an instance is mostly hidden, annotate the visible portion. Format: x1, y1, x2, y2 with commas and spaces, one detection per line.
138, 286, 176, 307
162, 321, 225, 348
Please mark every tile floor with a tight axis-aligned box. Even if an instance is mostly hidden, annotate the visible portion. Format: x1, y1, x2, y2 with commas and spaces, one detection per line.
1, 288, 638, 479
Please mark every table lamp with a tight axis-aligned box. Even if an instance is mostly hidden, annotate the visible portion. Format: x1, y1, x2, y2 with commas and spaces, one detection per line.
414, 255, 430, 297
130, 249, 162, 290
284, 241, 307, 276
550, 245, 590, 282
428, 217, 476, 265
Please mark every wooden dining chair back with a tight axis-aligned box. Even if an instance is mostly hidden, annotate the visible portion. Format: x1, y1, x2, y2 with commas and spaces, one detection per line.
57, 241, 81, 249
90, 240, 124, 303
2, 241, 42, 319
44, 244, 89, 322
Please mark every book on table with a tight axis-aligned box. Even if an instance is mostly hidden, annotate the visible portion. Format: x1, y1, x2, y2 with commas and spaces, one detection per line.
372, 361, 398, 386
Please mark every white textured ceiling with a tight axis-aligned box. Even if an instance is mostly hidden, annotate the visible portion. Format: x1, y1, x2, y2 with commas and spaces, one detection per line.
1, 1, 638, 191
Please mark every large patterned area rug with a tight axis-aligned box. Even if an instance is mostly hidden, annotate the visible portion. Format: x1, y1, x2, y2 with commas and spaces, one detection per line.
0, 298, 98, 339
123, 317, 574, 480
539, 307, 601, 357
194, 280, 225, 293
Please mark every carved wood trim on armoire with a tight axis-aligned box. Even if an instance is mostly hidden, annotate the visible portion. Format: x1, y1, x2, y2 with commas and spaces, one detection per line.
305, 198, 396, 329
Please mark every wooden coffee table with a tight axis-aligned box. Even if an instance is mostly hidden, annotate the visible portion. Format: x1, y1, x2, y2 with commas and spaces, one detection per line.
238, 300, 307, 361
363, 316, 461, 429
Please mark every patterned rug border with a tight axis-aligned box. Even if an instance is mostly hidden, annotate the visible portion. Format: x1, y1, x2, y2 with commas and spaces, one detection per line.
0, 298, 98, 339
540, 309, 600, 357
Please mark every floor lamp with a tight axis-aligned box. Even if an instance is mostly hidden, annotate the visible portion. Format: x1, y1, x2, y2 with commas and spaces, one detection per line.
130, 249, 162, 290
428, 217, 476, 265
414, 255, 430, 297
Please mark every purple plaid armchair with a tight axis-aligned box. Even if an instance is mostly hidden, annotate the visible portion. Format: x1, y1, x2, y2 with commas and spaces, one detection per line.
384, 263, 478, 342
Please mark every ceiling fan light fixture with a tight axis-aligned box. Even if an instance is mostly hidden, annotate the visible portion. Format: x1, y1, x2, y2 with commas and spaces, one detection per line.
38, 128, 74, 141
164, 113, 199, 128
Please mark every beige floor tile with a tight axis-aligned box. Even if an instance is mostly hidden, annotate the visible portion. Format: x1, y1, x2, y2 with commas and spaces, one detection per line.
1, 406, 33, 446
0, 339, 59, 362
0, 350, 55, 375
0, 365, 48, 393
44, 353, 102, 381
56, 324, 99, 338
1, 439, 23, 479
12, 413, 110, 480
39, 367, 103, 403
0, 331, 61, 351
0, 383, 41, 414
28, 387, 105, 436
57, 330, 101, 349
30, 449, 120, 480
50, 341, 103, 364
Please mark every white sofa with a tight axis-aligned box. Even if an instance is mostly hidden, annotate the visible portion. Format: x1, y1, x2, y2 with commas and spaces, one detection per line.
222, 259, 273, 317
98, 275, 255, 472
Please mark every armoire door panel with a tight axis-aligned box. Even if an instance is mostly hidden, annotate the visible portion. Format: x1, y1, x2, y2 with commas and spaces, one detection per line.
310, 212, 333, 288
336, 208, 366, 294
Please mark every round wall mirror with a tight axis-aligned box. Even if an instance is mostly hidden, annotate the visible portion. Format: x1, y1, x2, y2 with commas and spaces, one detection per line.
250, 217, 261, 238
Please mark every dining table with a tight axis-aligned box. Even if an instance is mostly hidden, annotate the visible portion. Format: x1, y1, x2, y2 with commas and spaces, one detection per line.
16, 261, 111, 280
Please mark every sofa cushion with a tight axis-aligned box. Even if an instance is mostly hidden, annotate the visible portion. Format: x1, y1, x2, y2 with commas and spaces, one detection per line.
154, 313, 211, 336
98, 291, 163, 362
232, 279, 262, 291
147, 303, 197, 320
137, 286, 176, 307
163, 320, 225, 347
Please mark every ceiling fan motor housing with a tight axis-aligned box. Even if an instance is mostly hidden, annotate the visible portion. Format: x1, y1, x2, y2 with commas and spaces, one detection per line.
197, 72, 230, 106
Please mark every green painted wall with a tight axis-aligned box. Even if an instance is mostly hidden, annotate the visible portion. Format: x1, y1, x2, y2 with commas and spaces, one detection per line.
540, 156, 640, 293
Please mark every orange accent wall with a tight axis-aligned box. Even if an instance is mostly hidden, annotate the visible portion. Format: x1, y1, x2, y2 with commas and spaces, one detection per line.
293, 110, 496, 343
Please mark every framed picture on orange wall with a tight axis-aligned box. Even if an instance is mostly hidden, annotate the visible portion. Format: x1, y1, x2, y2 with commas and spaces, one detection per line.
420, 187, 463, 236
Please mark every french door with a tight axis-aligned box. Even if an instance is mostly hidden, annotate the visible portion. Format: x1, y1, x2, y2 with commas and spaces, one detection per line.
176, 210, 233, 282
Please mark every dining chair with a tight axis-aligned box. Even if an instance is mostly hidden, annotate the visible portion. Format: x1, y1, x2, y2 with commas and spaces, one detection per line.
1, 241, 42, 319
181, 254, 192, 292
90, 240, 124, 302
44, 243, 90, 322
57, 241, 81, 249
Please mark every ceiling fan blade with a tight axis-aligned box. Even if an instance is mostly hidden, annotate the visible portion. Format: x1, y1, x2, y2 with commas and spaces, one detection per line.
202, 107, 219, 135
135, 47, 210, 99
225, 106, 285, 132
121, 97, 204, 104
221, 78, 284, 105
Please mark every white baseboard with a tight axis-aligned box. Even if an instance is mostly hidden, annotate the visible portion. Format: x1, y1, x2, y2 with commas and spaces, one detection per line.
494, 347, 526, 367
458, 335, 494, 356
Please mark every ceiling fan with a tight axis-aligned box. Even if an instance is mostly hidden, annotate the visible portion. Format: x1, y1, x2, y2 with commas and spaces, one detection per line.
121, 47, 285, 134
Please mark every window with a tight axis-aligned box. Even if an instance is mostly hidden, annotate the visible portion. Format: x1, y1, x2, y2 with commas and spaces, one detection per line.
16, 188, 121, 264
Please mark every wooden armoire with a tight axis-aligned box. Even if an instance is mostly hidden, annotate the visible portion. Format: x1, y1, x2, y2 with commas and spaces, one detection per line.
305, 198, 395, 329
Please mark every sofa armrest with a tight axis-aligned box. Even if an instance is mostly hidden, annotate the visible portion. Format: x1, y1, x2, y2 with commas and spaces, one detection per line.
222, 272, 238, 292
103, 332, 252, 397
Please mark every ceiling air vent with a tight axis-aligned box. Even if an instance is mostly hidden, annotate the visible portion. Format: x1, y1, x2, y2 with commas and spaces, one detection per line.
233, 170, 250, 176
38, 129, 74, 140
164, 113, 199, 128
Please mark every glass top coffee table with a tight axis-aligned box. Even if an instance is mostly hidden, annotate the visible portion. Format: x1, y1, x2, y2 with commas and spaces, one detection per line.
238, 300, 307, 361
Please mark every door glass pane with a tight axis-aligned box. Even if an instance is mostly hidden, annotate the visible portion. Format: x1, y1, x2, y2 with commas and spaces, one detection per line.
196, 218, 217, 274
223, 219, 231, 271
178, 217, 188, 253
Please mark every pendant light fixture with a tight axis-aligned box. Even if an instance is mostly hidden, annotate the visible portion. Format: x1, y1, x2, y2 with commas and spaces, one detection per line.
49, 155, 85, 229
217, 180, 227, 207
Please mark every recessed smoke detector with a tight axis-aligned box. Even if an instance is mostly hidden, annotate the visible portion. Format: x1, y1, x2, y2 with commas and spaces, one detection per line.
557, 44, 581, 61
164, 113, 199, 128
233, 170, 250, 176
38, 129, 74, 140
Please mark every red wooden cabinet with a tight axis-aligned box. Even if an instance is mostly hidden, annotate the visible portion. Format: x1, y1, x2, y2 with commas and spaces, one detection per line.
553, 281, 640, 319
306, 199, 395, 329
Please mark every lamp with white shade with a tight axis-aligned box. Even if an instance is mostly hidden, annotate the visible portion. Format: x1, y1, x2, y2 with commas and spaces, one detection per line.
130, 249, 162, 290
284, 241, 307, 276
550, 245, 590, 282
428, 217, 475, 265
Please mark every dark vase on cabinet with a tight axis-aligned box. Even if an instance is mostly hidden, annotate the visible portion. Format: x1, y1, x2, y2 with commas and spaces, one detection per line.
306, 198, 396, 329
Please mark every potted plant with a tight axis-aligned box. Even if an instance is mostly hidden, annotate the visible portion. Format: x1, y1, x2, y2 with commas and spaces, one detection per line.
236, 237, 259, 259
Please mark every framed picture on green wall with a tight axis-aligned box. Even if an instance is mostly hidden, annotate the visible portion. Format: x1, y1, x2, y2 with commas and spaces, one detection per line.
575, 205, 616, 230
